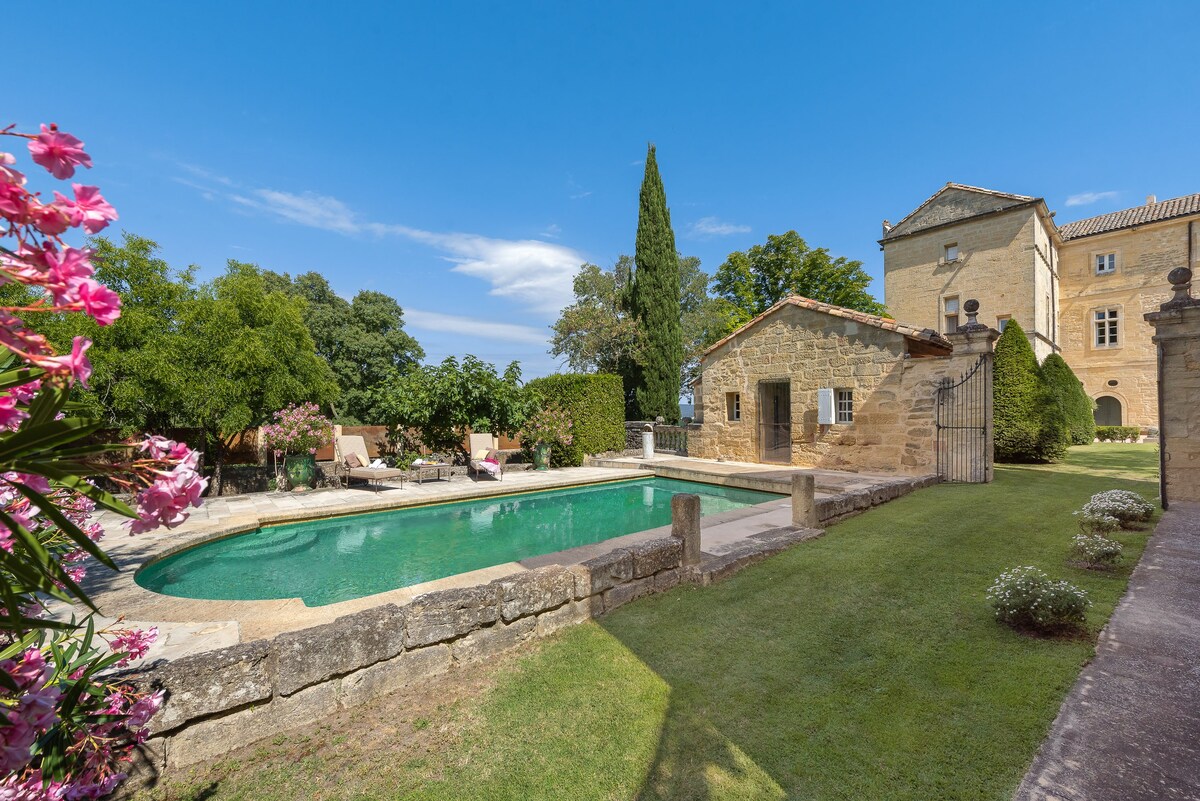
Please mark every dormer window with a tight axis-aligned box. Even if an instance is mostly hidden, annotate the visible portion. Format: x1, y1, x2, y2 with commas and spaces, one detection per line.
944, 243, 959, 262
1095, 253, 1116, 275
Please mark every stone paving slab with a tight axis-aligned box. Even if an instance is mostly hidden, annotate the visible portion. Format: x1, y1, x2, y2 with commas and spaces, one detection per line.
1015, 501, 1200, 801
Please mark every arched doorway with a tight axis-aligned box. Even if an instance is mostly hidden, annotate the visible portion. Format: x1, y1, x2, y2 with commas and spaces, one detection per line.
1094, 396, 1122, 426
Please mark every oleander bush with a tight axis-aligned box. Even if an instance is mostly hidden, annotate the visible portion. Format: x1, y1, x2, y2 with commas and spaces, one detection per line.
1081, 489, 1155, 527
1095, 425, 1141, 442
1071, 533, 1124, 569
986, 566, 1090, 634
526, 373, 624, 467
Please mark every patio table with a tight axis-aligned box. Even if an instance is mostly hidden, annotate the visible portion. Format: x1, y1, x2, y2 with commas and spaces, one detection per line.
411, 462, 453, 484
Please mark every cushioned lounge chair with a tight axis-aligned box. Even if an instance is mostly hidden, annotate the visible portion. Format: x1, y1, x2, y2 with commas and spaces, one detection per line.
467, 432, 505, 481
335, 435, 405, 493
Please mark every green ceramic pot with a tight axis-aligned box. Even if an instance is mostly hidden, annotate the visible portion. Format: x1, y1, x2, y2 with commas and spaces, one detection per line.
533, 442, 552, 471
284, 454, 317, 490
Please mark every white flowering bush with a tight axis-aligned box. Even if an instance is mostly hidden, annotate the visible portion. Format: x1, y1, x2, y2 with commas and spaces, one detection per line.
1074, 509, 1121, 536
1071, 533, 1124, 568
986, 566, 1090, 633
1080, 490, 1155, 527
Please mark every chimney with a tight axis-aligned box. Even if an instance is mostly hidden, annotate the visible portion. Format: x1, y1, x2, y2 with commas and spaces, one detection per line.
882, 219, 892, 236
1147, 194, 1157, 205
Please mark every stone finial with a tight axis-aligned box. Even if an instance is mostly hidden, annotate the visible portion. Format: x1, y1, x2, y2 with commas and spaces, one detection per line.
955, 298, 989, 333
1161, 267, 1199, 310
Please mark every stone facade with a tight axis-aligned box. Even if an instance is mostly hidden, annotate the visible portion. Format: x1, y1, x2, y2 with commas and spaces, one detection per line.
881, 183, 1200, 429
691, 298, 991, 476
1145, 268, 1200, 505
883, 187, 1059, 360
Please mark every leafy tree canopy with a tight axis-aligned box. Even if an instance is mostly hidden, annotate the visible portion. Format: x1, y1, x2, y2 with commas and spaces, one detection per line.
376, 355, 535, 456
1041, 353, 1096, 446
712, 230, 887, 335
262, 270, 423, 424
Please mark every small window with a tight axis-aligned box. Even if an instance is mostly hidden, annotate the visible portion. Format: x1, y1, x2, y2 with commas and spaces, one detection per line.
725, 392, 741, 422
943, 295, 960, 334
944, 243, 959, 262
1094, 308, 1120, 347
996, 315, 1011, 332
835, 389, 854, 424
1095, 253, 1116, 275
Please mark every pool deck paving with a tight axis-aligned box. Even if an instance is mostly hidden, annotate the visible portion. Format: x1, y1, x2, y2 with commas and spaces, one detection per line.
76, 459, 931, 665
1014, 501, 1200, 801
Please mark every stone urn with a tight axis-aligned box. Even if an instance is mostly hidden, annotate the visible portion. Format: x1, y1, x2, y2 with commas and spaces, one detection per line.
533, 442, 552, 471
284, 453, 317, 490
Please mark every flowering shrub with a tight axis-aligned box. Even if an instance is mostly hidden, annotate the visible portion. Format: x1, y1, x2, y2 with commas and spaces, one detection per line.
518, 404, 574, 448
1080, 489, 1155, 527
986, 566, 1090, 634
1073, 509, 1121, 536
0, 122, 205, 797
259, 402, 333, 456
1071, 533, 1124, 568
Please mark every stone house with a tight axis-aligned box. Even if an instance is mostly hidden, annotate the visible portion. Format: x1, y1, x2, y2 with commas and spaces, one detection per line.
882, 183, 1200, 428
691, 296, 989, 475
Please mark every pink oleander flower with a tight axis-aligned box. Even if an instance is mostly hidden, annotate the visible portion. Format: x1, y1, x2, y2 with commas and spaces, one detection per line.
27, 124, 92, 180
0, 181, 29, 221
0, 394, 28, 431
53, 185, 117, 235
45, 247, 95, 290
72, 278, 121, 326
107, 627, 157, 668
32, 336, 92, 386
27, 200, 72, 236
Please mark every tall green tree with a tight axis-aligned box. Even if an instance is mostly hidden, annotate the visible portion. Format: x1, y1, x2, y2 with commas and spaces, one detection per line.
626, 144, 683, 422
993, 320, 1068, 462
1041, 353, 1096, 445
176, 261, 339, 492
376, 355, 534, 457
712, 230, 886, 335
264, 271, 423, 423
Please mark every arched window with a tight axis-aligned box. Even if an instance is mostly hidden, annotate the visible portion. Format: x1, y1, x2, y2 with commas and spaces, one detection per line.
1094, 396, 1122, 427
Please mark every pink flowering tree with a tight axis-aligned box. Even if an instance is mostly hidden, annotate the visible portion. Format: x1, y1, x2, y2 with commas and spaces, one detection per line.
0, 123, 206, 798
259, 402, 334, 457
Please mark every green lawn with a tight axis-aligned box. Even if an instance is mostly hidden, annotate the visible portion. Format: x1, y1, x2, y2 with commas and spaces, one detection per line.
149, 444, 1159, 801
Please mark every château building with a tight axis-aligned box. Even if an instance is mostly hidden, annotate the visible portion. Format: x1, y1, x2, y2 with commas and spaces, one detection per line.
881, 184, 1200, 428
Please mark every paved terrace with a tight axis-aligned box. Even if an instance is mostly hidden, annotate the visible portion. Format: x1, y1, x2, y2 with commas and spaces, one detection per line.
1016, 501, 1200, 801
76, 460, 932, 665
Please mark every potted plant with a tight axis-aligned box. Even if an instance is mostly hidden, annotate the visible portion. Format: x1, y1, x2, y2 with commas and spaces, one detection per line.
260, 403, 334, 491
519, 405, 574, 471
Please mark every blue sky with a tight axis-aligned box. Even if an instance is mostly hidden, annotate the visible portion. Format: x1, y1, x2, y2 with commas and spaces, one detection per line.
10, 1, 1198, 378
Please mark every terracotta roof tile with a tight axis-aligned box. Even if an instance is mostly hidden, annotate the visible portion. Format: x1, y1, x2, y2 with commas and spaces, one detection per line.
1058, 194, 1200, 240
700, 296, 952, 360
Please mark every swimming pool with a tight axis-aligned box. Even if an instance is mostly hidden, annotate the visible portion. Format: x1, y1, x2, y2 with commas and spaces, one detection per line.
135, 477, 784, 606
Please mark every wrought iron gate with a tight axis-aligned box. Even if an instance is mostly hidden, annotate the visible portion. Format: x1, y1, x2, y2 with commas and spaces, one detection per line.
936, 353, 991, 483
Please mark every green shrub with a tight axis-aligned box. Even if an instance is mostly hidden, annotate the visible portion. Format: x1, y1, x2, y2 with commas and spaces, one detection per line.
986, 565, 1090, 634
525, 373, 625, 467
992, 321, 1068, 462
1081, 489, 1155, 526
1095, 425, 1140, 442
1041, 354, 1096, 445
1071, 534, 1123, 568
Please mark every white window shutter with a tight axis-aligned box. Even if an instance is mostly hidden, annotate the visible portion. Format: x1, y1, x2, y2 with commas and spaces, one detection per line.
817, 388, 834, 425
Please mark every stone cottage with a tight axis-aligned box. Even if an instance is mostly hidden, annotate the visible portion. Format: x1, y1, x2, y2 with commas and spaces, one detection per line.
691, 296, 992, 475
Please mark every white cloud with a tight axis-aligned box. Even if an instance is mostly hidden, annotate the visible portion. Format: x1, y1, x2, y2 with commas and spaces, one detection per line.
177, 172, 586, 315
688, 216, 751, 237
1065, 191, 1119, 207
404, 309, 549, 345
540, 223, 562, 239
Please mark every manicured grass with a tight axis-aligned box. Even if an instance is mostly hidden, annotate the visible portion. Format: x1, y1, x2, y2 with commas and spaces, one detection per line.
148, 445, 1158, 801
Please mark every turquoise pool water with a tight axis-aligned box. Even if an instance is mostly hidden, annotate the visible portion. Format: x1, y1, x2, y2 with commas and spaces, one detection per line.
135, 478, 784, 606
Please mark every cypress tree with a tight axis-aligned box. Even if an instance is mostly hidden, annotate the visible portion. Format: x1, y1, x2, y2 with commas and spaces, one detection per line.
627, 144, 683, 422
1041, 353, 1097, 445
993, 320, 1068, 462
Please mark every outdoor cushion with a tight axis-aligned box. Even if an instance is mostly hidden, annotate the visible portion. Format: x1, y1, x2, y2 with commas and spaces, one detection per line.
345, 452, 362, 468
473, 448, 490, 460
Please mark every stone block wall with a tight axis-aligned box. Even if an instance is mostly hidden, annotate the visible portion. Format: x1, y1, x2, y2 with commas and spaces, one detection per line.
1146, 270, 1200, 505
131, 540, 687, 772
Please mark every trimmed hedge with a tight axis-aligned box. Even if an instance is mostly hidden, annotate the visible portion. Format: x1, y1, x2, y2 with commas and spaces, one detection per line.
1096, 425, 1141, 442
1041, 354, 1096, 446
525, 373, 625, 467
993, 320, 1068, 462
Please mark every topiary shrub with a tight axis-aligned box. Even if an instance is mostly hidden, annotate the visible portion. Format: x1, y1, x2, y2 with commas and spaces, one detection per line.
1041, 354, 1096, 445
525, 373, 625, 467
992, 320, 1068, 462
1071, 533, 1124, 569
1081, 489, 1155, 526
986, 566, 1090, 634
1095, 425, 1140, 442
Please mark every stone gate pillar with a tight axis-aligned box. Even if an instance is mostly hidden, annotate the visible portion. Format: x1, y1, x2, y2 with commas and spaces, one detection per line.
1144, 267, 1200, 508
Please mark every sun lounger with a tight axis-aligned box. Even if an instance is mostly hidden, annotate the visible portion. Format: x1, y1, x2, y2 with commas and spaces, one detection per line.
335, 435, 405, 493
467, 432, 505, 481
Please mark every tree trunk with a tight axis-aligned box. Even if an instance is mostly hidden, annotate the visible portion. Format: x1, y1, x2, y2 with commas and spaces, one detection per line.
211, 446, 225, 498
